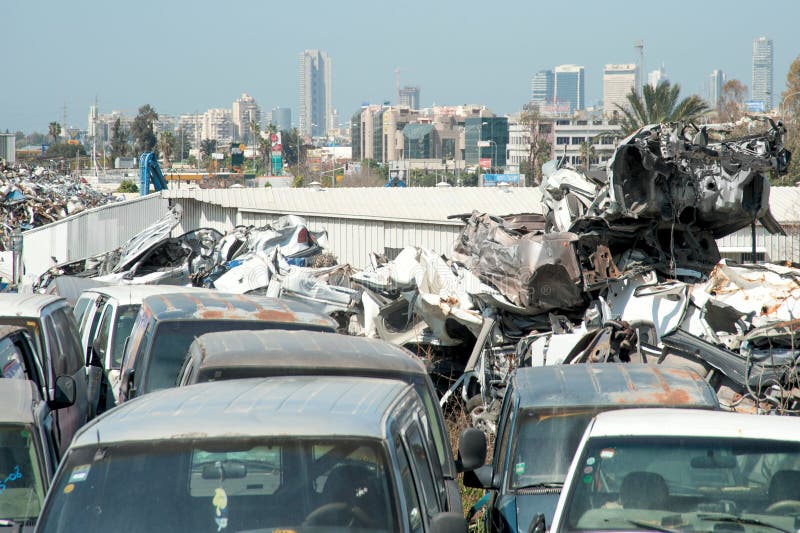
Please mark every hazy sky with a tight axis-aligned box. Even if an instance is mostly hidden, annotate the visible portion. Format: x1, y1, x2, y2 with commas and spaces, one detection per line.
2, 0, 798, 133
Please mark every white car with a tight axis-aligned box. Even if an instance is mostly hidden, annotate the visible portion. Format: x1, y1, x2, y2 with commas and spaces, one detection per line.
549, 408, 800, 533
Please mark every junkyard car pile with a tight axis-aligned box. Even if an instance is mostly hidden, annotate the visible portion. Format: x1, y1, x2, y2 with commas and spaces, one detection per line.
0, 159, 117, 251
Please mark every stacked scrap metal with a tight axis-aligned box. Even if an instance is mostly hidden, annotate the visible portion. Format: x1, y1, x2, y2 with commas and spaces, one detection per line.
0, 159, 116, 250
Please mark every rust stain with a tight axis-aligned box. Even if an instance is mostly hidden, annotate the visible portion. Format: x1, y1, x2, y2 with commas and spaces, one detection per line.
611, 388, 693, 406
253, 309, 298, 322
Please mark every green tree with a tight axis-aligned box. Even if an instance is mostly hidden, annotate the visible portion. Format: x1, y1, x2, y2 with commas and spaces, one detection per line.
131, 104, 158, 154
281, 128, 300, 166
110, 118, 130, 160
781, 54, 800, 183
45, 143, 86, 158
615, 81, 710, 134
48, 122, 61, 145
158, 132, 176, 167
117, 180, 139, 193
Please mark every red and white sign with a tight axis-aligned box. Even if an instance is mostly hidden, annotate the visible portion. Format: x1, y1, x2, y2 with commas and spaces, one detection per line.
479, 158, 492, 169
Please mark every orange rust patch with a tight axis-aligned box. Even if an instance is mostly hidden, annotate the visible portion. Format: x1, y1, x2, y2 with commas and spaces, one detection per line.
254, 309, 297, 322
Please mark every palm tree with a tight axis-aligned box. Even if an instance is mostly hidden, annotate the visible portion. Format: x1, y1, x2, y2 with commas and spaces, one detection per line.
48, 122, 61, 145
615, 81, 710, 135
158, 132, 175, 167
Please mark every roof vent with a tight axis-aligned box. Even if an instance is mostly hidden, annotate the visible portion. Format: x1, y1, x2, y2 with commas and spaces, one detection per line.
435, 181, 452, 188
497, 182, 511, 193
308, 181, 323, 191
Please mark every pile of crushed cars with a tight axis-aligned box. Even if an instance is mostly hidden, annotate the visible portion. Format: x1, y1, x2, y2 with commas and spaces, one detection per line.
0, 158, 116, 250
34, 119, 798, 420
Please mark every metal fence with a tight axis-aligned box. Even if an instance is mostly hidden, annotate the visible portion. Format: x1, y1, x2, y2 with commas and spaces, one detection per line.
21, 194, 169, 280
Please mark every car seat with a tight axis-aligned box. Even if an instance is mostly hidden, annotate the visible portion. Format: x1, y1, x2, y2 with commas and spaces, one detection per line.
619, 471, 669, 510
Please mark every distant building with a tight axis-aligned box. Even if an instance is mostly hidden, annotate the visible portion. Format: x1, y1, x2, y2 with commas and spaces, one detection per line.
299, 49, 332, 137
155, 115, 176, 135
0, 133, 16, 164
398, 86, 421, 110
603, 63, 638, 118
232, 93, 261, 143
554, 65, 585, 113
709, 69, 726, 109
87, 105, 98, 138
201, 108, 234, 145
553, 116, 621, 168
531, 70, 555, 108
648, 66, 667, 88
752, 37, 773, 110
271, 107, 292, 132
465, 116, 509, 168
177, 114, 203, 151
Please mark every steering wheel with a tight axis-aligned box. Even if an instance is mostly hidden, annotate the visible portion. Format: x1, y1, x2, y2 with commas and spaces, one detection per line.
765, 500, 800, 514
303, 502, 374, 528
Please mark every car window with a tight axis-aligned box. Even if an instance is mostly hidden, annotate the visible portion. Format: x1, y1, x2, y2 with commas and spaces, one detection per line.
0, 336, 26, 379
44, 316, 64, 376
110, 306, 139, 369
72, 296, 92, 327
84, 297, 107, 353
413, 379, 450, 476
395, 436, 424, 533
51, 309, 84, 375
121, 310, 149, 373
93, 305, 114, 367
403, 422, 440, 518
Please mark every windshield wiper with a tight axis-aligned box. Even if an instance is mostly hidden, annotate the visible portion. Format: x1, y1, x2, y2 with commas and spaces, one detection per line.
622, 518, 680, 533
515, 481, 564, 490
699, 515, 791, 533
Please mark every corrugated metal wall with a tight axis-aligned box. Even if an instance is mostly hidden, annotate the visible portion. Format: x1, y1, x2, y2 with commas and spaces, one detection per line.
22, 195, 169, 278
716, 225, 800, 263
238, 210, 463, 268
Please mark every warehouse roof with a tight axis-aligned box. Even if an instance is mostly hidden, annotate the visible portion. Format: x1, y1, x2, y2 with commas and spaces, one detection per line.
163, 186, 545, 224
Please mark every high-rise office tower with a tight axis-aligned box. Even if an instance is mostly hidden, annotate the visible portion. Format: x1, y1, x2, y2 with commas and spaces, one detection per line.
531, 70, 554, 106
603, 64, 638, 117
271, 107, 292, 132
398, 86, 421, 110
554, 65, 585, 113
708, 69, 725, 109
752, 37, 773, 110
299, 49, 332, 137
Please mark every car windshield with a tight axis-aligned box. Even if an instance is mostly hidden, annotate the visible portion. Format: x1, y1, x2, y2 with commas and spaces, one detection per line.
0, 425, 45, 523
511, 409, 597, 489
144, 320, 331, 394
38, 437, 397, 533
111, 305, 139, 368
561, 436, 800, 533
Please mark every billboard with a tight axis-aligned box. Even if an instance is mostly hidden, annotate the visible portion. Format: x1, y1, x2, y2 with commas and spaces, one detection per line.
270, 132, 282, 175
479, 158, 492, 169
746, 100, 766, 113
230, 143, 244, 169
481, 173, 523, 187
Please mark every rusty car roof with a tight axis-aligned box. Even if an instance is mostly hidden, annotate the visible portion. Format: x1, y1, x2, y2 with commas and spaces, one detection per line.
188, 329, 426, 378
513, 363, 719, 409
139, 291, 338, 329
72, 376, 412, 446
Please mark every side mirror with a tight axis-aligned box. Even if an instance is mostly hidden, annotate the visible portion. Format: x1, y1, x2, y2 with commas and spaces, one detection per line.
430, 512, 468, 533
463, 464, 494, 490
528, 513, 546, 533
49, 375, 77, 410
121, 368, 136, 400
457, 428, 487, 472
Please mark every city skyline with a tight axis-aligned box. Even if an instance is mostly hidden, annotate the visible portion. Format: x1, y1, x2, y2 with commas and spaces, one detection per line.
1, 0, 798, 133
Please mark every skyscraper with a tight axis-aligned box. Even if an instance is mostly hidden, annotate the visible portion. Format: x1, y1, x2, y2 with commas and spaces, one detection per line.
708, 69, 725, 109
554, 65, 585, 113
603, 64, 638, 117
398, 86, 421, 110
271, 107, 292, 132
531, 70, 554, 107
648, 66, 667, 88
752, 37, 773, 110
299, 49, 332, 137
232, 93, 261, 143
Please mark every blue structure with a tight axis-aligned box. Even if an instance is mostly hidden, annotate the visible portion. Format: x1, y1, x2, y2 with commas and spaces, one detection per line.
138, 152, 168, 195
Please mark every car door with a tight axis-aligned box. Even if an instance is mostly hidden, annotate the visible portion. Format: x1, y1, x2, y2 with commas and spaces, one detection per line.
45, 307, 89, 454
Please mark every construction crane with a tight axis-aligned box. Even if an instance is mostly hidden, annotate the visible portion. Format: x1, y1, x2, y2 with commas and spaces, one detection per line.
138, 152, 168, 195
